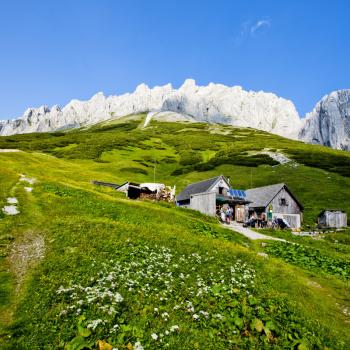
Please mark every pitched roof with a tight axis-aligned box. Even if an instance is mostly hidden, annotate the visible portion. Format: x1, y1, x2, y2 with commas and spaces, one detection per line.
245, 183, 303, 209
176, 175, 226, 202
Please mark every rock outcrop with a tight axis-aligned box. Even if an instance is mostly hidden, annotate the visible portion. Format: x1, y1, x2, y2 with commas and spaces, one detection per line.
0, 79, 302, 139
299, 90, 350, 150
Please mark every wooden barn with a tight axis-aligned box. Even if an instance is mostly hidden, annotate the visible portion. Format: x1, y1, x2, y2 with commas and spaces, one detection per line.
176, 175, 249, 221
318, 210, 347, 228
245, 183, 303, 228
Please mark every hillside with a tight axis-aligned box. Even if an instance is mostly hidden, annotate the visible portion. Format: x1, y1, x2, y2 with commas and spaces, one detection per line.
3, 81, 350, 151
1, 116, 350, 349
1, 114, 350, 225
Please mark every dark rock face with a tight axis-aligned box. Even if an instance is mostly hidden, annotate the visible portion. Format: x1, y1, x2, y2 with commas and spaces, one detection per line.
299, 90, 350, 150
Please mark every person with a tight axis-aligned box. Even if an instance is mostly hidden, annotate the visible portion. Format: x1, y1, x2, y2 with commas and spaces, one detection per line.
226, 206, 232, 224
260, 213, 267, 228
220, 206, 226, 223
246, 213, 256, 227
272, 217, 279, 229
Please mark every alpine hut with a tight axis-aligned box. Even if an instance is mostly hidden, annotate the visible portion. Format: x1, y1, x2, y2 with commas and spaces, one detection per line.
245, 183, 303, 228
176, 175, 250, 221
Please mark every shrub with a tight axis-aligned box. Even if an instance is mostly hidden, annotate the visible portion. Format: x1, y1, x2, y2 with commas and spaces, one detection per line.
179, 151, 202, 166
119, 167, 148, 175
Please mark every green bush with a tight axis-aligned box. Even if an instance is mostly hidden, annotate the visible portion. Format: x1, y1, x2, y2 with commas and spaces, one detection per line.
179, 151, 202, 166
119, 167, 148, 175
265, 241, 350, 279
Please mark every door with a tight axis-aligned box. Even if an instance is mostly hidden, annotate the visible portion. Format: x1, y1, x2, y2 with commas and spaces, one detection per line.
235, 205, 245, 222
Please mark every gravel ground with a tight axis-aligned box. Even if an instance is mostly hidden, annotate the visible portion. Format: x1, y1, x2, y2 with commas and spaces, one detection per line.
224, 222, 287, 241
9, 232, 45, 291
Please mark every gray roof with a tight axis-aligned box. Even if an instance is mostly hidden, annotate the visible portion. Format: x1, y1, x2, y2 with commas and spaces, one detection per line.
246, 183, 302, 209
177, 175, 226, 202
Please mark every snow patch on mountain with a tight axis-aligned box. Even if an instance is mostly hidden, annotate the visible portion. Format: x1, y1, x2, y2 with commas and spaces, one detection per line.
144, 111, 195, 127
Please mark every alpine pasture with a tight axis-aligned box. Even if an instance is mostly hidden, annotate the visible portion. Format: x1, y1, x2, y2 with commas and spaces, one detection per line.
0, 115, 350, 349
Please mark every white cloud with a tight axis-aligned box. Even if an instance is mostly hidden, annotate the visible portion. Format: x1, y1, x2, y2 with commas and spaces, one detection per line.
233, 19, 271, 46
250, 20, 271, 35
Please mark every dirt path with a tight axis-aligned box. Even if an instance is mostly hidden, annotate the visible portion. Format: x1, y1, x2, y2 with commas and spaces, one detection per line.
0, 175, 42, 332
9, 232, 45, 292
224, 222, 287, 241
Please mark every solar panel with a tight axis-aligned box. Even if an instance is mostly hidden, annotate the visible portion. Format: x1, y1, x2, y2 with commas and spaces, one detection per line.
229, 189, 246, 198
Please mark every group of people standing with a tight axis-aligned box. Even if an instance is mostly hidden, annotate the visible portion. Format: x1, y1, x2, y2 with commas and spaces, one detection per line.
219, 204, 234, 224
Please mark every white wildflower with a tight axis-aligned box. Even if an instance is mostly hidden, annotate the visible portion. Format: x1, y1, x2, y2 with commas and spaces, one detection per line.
113, 292, 123, 303
161, 312, 169, 319
59, 310, 67, 317
214, 314, 224, 320
199, 310, 209, 318
134, 342, 144, 350
87, 319, 104, 330
170, 325, 179, 332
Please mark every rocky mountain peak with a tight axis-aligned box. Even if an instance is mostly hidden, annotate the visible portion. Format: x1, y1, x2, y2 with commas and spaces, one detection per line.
299, 89, 350, 150
0, 80, 304, 139
2, 81, 350, 151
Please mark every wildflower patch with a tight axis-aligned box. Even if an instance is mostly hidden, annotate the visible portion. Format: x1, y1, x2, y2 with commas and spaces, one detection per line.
55, 243, 319, 349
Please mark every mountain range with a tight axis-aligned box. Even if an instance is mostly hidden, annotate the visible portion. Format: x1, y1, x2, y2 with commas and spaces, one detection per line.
0, 79, 349, 150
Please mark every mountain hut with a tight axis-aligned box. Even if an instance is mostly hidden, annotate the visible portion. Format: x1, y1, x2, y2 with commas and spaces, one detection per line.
245, 183, 303, 228
176, 175, 250, 221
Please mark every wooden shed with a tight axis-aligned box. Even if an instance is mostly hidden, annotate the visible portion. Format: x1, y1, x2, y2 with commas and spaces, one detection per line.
318, 210, 347, 228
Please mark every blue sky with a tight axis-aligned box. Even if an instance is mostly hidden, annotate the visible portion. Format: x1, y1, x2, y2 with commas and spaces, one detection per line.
0, 0, 349, 119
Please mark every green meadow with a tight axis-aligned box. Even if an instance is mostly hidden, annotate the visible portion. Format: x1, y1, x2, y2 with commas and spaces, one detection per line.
0, 115, 349, 349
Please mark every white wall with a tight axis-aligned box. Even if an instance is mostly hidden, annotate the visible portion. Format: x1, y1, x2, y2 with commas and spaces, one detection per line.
325, 212, 347, 228
209, 178, 230, 196
190, 192, 216, 216
274, 213, 301, 229
270, 188, 302, 215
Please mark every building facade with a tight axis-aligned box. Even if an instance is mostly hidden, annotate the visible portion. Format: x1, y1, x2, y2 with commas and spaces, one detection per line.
176, 175, 249, 221
318, 210, 347, 228
245, 183, 303, 228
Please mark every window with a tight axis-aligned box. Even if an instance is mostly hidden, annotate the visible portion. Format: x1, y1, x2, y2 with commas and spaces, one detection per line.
279, 198, 288, 206
218, 187, 224, 194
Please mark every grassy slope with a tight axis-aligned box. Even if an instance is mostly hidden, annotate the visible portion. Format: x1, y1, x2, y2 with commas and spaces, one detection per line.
2, 114, 350, 226
0, 116, 349, 349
